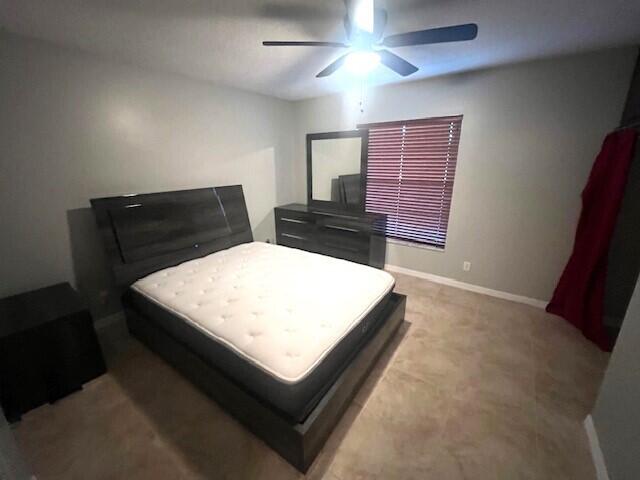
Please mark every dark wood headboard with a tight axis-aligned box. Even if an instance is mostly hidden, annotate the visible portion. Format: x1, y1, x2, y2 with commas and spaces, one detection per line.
91, 185, 253, 286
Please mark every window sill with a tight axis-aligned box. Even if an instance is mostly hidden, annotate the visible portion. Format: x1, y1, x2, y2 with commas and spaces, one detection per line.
386, 237, 446, 252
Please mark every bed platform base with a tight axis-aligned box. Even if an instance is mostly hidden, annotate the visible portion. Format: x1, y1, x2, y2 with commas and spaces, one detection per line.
124, 292, 406, 473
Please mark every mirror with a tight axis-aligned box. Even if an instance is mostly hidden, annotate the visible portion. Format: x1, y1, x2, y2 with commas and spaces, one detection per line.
307, 130, 368, 210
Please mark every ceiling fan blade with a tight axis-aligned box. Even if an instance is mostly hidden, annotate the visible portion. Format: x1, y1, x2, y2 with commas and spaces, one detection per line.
316, 54, 349, 77
263, 41, 349, 47
378, 49, 418, 76
382, 23, 478, 47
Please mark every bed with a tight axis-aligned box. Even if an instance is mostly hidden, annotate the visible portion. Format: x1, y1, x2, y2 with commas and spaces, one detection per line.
91, 185, 406, 472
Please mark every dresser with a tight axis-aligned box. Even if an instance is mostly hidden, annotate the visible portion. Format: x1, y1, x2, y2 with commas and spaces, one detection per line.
274, 204, 387, 268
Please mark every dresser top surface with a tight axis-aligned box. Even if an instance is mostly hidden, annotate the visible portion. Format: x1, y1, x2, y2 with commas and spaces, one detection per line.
276, 203, 385, 222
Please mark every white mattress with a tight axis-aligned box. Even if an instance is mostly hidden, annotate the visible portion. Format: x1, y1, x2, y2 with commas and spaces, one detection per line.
132, 241, 394, 384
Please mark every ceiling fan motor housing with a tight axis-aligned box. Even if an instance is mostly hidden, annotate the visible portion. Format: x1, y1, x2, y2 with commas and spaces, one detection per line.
344, 8, 388, 51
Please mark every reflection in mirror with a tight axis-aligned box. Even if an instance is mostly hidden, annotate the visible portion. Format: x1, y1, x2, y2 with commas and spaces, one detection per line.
311, 136, 362, 205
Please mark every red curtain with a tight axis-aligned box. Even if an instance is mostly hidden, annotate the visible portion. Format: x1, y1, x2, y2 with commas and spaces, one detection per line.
546, 129, 637, 351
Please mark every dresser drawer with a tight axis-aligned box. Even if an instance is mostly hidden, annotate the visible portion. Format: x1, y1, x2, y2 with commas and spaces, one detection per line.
316, 226, 369, 254
275, 209, 313, 224
315, 213, 374, 232
322, 244, 369, 265
275, 210, 314, 236
276, 218, 314, 237
276, 231, 316, 252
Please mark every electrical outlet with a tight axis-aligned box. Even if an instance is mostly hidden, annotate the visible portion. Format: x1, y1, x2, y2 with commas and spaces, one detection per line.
463, 261, 471, 272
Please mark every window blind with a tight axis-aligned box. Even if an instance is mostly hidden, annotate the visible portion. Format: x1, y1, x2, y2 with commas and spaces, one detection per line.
364, 115, 463, 248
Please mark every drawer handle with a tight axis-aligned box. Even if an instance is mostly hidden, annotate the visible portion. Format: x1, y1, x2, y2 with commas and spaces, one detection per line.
325, 224, 360, 233
280, 217, 308, 224
314, 211, 359, 220
282, 233, 307, 241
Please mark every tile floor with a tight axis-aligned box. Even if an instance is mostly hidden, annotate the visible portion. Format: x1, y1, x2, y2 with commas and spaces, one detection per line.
13, 272, 609, 479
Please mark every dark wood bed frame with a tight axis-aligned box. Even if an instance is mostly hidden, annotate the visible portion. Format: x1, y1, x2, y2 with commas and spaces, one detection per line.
91, 185, 406, 472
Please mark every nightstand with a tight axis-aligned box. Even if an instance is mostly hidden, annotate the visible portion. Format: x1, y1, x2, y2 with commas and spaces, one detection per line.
0, 283, 106, 422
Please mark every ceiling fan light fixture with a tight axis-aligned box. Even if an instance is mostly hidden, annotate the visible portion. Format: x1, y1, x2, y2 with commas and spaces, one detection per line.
344, 50, 380, 75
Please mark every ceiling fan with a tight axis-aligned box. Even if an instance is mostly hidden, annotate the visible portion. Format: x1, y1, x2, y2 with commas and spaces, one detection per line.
262, 0, 478, 78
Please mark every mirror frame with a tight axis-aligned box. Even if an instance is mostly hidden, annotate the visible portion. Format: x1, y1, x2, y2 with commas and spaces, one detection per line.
306, 129, 369, 212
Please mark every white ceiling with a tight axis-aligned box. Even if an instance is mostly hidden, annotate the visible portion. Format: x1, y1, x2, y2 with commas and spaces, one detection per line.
1, 0, 639, 100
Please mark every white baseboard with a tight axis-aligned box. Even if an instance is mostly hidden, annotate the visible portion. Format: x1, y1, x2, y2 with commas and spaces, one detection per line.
584, 415, 610, 480
384, 264, 548, 309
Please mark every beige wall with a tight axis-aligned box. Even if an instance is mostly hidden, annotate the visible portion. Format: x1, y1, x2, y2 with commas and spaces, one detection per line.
292, 48, 636, 301
1, 31, 636, 314
592, 278, 640, 480
0, 32, 295, 316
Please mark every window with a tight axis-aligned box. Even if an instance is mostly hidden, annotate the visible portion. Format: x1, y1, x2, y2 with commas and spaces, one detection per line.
363, 115, 463, 249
